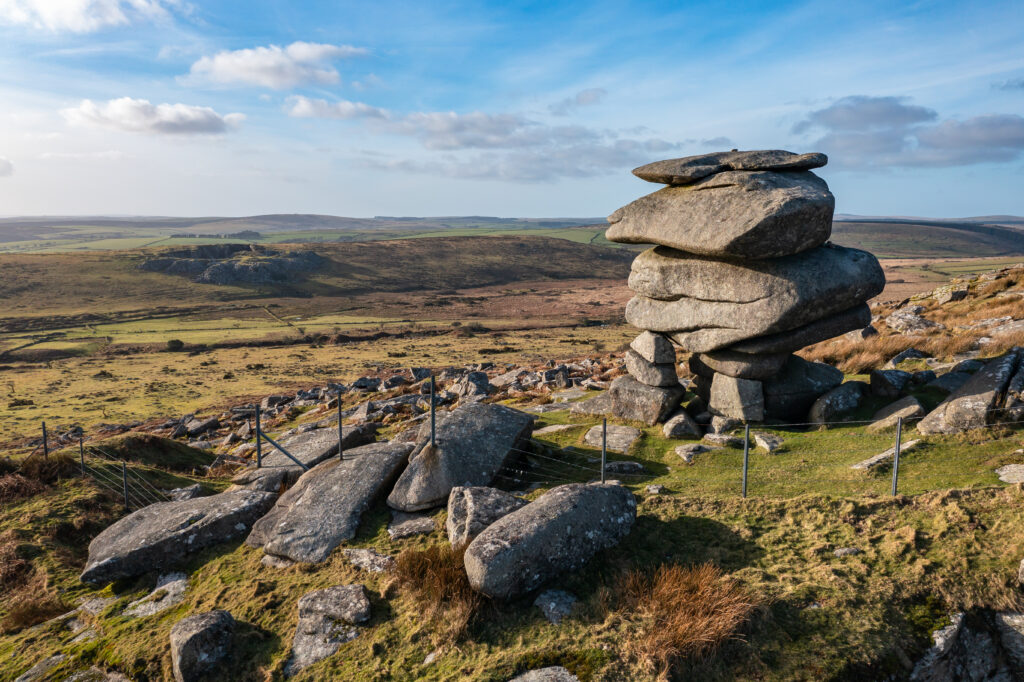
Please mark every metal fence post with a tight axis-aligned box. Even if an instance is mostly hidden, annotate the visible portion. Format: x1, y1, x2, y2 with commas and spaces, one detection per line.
337, 390, 344, 461
742, 424, 750, 499
429, 376, 436, 448
42, 421, 48, 458
79, 436, 85, 476
255, 405, 263, 468
121, 461, 129, 511
601, 418, 607, 484
891, 416, 903, 496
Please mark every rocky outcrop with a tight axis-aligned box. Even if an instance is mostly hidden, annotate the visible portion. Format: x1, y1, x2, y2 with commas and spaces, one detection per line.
387, 403, 533, 512
608, 149, 882, 423
808, 381, 864, 425
866, 396, 925, 433
247, 442, 413, 563
608, 375, 684, 425
446, 486, 528, 549
285, 585, 371, 677
170, 610, 235, 682
910, 610, 1024, 681
918, 350, 1021, 435
81, 490, 276, 584
464, 483, 636, 599
141, 247, 324, 286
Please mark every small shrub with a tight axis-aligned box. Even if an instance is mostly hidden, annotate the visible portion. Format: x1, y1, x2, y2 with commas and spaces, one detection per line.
0, 474, 46, 503
614, 563, 756, 678
166, 339, 185, 351
392, 544, 482, 642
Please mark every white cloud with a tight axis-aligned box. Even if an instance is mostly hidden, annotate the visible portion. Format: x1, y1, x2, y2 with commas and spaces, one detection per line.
0, 0, 171, 33
286, 96, 388, 120
549, 88, 607, 116
795, 95, 1024, 168
188, 42, 369, 90
39, 150, 126, 160
0, 157, 12, 176
61, 97, 244, 134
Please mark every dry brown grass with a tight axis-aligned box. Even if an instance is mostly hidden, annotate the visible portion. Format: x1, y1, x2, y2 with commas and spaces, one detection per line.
614, 563, 757, 679
391, 544, 482, 642
17, 453, 79, 484
0, 572, 70, 634
0, 531, 31, 592
0, 474, 46, 503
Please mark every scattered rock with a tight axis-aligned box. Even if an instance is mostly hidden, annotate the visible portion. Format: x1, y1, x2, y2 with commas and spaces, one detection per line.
604, 460, 648, 475
869, 369, 912, 399
81, 490, 276, 584
285, 585, 371, 677
15, 655, 66, 682
583, 423, 641, 453
124, 572, 188, 617
533, 589, 577, 625
645, 484, 666, 494
807, 381, 864, 425
387, 511, 435, 539
388, 403, 533, 512
247, 442, 413, 563
918, 350, 1021, 435
833, 547, 862, 557
341, 548, 395, 573
995, 464, 1024, 484
886, 309, 943, 334
465, 483, 636, 599
509, 667, 580, 682
702, 433, 741, 447
752, 432, 784, 453
170, 610, 234, 682
926, 371, 972, 394
446, 486, 528, 550
866, 396, 925, 433
851, 439, 922, 470
608, 375, 684, 425
662, 409, 701, 438
533, 424, 577, 436
675, 443, 709, 463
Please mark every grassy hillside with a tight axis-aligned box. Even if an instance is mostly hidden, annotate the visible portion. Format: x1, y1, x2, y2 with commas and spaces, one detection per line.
831, 220, 1024, 258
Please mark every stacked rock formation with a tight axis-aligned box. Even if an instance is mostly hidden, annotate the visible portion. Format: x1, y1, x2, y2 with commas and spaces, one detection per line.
607, 150, 885, 423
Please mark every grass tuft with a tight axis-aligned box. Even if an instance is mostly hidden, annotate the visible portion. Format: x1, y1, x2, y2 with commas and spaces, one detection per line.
0, 474, 46, 503
391, 544, 482, 643
614, 563, 757, 679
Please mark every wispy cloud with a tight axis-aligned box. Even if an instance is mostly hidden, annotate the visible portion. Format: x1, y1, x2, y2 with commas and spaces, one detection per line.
994, 77, 1024, 91
61, 97, 244, 134
187, 42, 369, 90
0, 0, 173, 33
0, 157, 12, 177
794, 95, 1024, 168
548, 88, 607, 116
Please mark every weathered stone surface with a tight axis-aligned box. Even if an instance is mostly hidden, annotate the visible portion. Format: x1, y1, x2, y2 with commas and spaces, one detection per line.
465, 483, 636, 599
388, 403, 533, 512
583, 424, 641, 453
708, 415, 741, 434
885, 348, 928, 369
851, 439, 921, 470
910, 610, 1024, 681
662, 409, 702, 439
926, 371, 972, 394
752, 432, 784, 453
626, 245, 883, 352
630, 331, 676, 364
446, 486, 528, 550
607, 171, 834, 260
124, 572, 188, 617
81, 490, 276, 584
534, 590, 576, 625
844, 325, 879, 342
995, 464, 1024, 483
608, 375, 684, 425
866, 396, 926, 433
230, 425, 375, 492
63, 668, 130, 681
935, 287, 969, 305
691, 350, 789, 380
632, 149, 828, 185
247, 442, 413, 563
808, 381, 865, 425
709, 374, 764, 421
833, 547, 862, 557
918, 350, 1021, 435
624, 349, 678, 387
533, 424, 578, 436
675, 443, 709, 463
341, 548, 395, 573
387, 511, 435, 539
15, 654, 66, 682
870, 369, 912, 399
886, 309, 944, 333
509, 667, 580, 682
702, 433, 742, 447
1003, 364, 1024, 420
170, 610, 234, 682
762, 356, 844, 420
726, 304, 872, 355
285, 585, 370, 677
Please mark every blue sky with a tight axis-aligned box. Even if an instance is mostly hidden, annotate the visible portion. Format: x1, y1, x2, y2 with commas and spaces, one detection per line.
0, 0, 1022, 218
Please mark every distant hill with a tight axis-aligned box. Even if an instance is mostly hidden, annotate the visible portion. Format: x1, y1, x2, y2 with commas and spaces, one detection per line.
830, 219, 1024, 258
